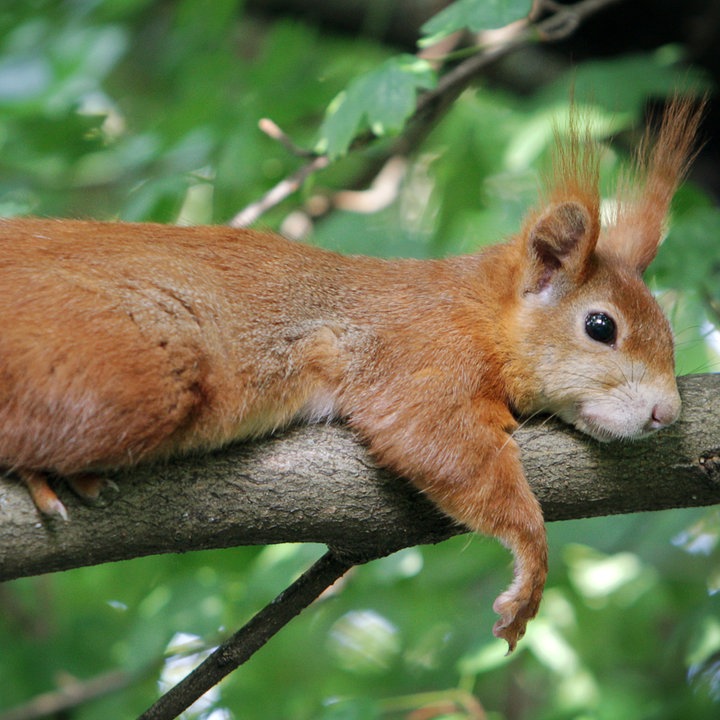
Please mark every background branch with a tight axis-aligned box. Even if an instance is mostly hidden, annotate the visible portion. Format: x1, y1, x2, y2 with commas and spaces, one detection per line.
229, 0, 626, 229
1, 374, 718, 583
0, 669, 144, 720
137, 550, 358, 720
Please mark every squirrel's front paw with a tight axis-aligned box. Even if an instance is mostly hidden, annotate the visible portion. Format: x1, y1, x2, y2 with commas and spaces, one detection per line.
491, 583, 543, 653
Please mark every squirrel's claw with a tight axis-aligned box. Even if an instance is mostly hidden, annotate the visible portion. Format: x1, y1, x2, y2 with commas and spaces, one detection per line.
20, 470, 69, 521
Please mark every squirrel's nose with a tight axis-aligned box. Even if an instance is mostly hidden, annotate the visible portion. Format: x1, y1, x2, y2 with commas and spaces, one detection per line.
648, 399, 681, 431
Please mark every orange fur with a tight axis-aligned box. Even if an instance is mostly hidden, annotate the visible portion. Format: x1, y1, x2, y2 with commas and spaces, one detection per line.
0, 97, 701, 650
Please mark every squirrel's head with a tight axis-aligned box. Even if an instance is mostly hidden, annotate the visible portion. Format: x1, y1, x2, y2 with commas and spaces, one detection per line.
508, 96, 702, 441
512, 198, 680, 440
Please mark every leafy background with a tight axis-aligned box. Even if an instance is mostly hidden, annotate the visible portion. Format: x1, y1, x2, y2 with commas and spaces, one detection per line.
1, 1, 720, 718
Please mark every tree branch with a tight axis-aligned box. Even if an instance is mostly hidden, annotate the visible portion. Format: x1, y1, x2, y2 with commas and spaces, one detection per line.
137, 550, 359, 720
1, 374, 718, 583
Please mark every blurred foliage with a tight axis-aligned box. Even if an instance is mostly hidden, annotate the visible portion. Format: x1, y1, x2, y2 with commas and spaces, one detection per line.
1, 1, 720, 719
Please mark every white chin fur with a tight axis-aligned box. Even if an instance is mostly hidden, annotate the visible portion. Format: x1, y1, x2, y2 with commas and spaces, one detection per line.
571, 413, 652, 442
568, 398, 676, 442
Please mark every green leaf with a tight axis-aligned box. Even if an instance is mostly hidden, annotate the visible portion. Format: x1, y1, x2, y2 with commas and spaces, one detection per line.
317, 55, 436, 159
420, 0, 533, 46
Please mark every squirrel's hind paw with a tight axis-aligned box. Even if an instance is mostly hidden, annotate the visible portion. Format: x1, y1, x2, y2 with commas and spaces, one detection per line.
18, 470, 119, 520
19, 469, 69, 521
67, 473, 119, 507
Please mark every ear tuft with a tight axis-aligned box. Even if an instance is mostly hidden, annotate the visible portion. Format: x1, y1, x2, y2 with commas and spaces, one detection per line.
524, 201, 597, 295
599, 95, 705, 273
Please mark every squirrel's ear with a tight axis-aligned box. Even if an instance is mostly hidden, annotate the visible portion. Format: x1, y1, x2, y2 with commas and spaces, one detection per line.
523, 201, 598, 295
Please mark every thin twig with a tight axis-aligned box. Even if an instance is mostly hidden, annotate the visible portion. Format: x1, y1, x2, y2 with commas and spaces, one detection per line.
258, 118, 317, 158
229, 154, 329, 227
137, 549, 362, 720
415, 0, 626, 117
229, 0, 626, 228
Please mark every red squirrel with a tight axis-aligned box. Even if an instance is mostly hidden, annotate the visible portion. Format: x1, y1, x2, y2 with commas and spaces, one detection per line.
0, 98, 701, 651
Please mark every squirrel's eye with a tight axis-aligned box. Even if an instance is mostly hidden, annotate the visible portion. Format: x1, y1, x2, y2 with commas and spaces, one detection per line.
585, 312, 617, 344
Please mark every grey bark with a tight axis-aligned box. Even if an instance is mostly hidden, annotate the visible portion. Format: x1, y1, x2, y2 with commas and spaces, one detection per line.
1, 373, 719, 583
